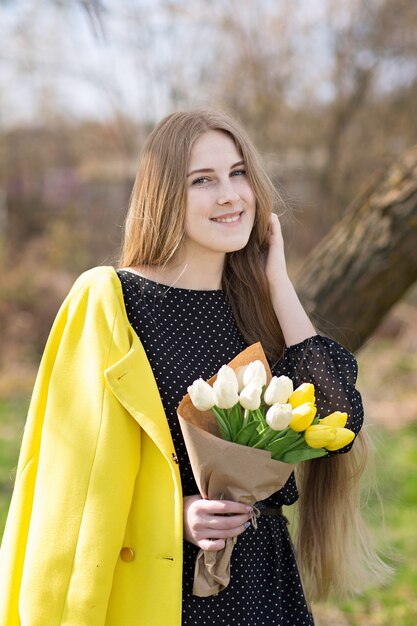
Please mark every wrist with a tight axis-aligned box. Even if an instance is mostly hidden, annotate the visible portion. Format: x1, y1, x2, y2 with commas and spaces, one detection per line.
267, 271, 293, 299
268, 276, 317, 345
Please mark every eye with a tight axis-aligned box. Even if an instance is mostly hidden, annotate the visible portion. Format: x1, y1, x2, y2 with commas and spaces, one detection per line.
231, 169, 246, 177
191, 176, 210, 185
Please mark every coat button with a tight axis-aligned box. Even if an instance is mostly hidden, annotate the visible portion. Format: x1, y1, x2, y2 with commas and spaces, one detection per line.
120, 547, 135, 562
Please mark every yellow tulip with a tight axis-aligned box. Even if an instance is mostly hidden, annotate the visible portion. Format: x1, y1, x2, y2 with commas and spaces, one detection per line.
319, 411, 348, 428
289, 402, 317, 432
288, 383, 315, 409
325, 427, 355, 451
305, 424, 337, 449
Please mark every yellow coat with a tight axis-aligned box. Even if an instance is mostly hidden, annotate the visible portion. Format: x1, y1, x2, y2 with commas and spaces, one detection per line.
0, 267, 183, 626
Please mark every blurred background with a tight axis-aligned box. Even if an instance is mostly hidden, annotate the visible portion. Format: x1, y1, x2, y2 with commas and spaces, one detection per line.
0, 1, 416, 624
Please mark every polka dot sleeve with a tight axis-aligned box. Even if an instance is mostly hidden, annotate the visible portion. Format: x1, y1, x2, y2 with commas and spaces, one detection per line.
272, 334, 364, 454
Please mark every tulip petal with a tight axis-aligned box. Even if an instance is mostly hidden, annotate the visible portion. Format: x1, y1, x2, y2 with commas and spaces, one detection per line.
187, 378, 215, 411
264, 376, 294, 405
216, 365, 239, 393
243, 360, 267, 387
213, 377, 239, 409
319, 411, 348, 428
235, 366, 248, 392
304, 424, 337, 449
266, 403, 293, 431
289, 402, 317, 432
239, 382, 262, 410
288, 383, 315, 409
325, 427, 355, 451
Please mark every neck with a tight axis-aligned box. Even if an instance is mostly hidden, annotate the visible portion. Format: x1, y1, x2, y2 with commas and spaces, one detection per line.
131, 250, 225, 291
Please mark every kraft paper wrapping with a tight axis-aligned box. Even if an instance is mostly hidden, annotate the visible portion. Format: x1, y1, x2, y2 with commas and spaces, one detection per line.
177, 343, 295, 597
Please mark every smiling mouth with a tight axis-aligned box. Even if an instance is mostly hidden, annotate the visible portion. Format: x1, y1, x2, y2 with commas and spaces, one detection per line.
210, 211, 243, 224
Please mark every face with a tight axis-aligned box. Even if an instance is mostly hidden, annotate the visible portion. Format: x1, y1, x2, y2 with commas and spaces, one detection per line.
183, 130, 256, 262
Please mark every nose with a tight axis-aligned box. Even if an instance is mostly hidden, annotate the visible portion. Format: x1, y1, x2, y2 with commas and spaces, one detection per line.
217, 180, 240, 205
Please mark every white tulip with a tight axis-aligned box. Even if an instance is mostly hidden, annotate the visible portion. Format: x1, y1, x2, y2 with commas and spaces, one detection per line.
264, 376, 294, 406
187, 378, 216, 411
243, 360, 267, 387
266, 403, 293, 431
216, 365, 239, 393
235, 365, 248, 392
213, 378, 239, 409
239, 381, 262, 411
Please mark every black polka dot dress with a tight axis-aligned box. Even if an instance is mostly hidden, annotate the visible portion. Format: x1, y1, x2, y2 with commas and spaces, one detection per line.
117, 270, 364, 626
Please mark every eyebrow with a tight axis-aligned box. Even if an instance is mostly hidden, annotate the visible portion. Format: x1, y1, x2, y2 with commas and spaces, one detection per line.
187, 160, 244, 177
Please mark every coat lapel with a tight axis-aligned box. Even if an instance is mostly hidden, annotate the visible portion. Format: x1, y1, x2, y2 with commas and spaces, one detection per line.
105, 335, 176, 460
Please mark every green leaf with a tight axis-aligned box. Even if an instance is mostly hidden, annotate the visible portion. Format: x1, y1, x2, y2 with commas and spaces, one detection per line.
248, 423, 266, 446
266, 430, 300, 458
281, 436, 310, 453
266, 427, 290, 445
229, 404, 243, 439
251, 425, 291, 449
280, 447, 328, 463
234, 420, 259, 445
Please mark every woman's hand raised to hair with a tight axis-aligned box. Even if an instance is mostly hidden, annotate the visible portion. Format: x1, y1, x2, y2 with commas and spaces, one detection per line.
264, 212, 289, 289
265, 212, 317, 346
183, 495, 252, 552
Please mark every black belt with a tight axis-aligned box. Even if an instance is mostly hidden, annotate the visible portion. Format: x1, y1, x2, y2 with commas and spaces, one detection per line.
247, 504, 288, 530
258, 506, 283, 516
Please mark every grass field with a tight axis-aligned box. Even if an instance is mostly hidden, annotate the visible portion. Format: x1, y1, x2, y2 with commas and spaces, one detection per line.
315, 421, 417, 626
0, 401, 416, 625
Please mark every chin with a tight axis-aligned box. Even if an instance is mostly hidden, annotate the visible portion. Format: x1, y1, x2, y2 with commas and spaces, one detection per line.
219, 239, 251, 254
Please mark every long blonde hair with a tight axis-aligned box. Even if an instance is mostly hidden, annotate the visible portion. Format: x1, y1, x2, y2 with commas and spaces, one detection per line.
119, 108, 389, 601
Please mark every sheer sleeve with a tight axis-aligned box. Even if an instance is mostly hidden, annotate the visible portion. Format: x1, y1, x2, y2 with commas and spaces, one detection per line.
271, 335, 364, 454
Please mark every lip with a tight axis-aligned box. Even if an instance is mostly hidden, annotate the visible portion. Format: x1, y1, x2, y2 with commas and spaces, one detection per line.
210, 211, 243, 221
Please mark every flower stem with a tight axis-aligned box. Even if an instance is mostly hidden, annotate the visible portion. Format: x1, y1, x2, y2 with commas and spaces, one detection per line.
211, 406, 232, 441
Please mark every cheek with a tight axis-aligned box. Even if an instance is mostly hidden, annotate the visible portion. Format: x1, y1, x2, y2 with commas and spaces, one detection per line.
239, 181, 256, 211
184, 205, 206, 237
185, 192, 213, 223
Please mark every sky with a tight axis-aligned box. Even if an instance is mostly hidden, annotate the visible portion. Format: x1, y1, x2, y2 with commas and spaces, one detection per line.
0, 0, 223, 125
0, 0, 414, 127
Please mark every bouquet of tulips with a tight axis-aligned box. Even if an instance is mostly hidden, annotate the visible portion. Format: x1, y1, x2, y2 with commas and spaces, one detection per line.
177, 343, 355, 598
187, 357, 354, 463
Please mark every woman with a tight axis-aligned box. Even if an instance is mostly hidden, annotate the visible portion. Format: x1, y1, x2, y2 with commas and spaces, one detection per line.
0, 109, 378, 625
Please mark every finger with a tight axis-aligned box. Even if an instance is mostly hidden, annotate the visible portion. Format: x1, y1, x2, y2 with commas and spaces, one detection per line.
203, 523, 249, 540
207, 513, 251, 530
268, 212, 281, 233
197, 522, 250, 550
198, 538, 226, 552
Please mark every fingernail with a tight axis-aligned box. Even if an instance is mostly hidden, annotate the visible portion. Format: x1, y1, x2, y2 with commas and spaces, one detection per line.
244, 521, 251, 529
245, 505, 252, 512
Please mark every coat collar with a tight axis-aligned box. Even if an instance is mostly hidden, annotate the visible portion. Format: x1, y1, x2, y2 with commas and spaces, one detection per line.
105, 334, 176, 461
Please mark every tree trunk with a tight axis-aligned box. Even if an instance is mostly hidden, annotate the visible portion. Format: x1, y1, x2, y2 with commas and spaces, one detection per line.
296, 144, 417, 352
